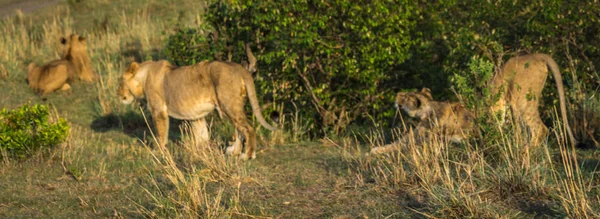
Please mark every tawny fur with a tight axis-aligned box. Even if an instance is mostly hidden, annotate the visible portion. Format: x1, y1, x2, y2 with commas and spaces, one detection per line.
369, 88, 474, 155
117, 60, 278, 160
490, 53, 577, 147
26, 34, 96, 95
61, 34, 97, 82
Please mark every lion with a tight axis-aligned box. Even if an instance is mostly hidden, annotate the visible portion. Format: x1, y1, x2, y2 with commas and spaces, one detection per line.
27, 60, 75, 95
369, 88, 475, 155
490, 53, 578, 147
60, 33, 97, 82
26, 34, 96, 95
117, 52, 278, 160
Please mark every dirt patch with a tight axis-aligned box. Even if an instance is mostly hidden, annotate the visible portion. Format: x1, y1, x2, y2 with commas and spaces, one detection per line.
0, 0, 61, 18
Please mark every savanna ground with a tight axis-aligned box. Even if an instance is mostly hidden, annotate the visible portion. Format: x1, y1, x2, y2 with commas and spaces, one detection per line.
1, 0, 599, 218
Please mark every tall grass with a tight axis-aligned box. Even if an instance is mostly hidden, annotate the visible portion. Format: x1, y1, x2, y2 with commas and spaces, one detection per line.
348, 108, 599, 218
133, 109, 254, 218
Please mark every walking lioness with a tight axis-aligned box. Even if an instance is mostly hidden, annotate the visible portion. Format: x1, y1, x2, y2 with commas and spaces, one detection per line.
490, 53, 578, 147
117, 48, 277, 160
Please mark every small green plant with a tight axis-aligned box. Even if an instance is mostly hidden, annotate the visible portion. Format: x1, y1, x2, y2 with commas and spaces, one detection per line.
450, 57, 504, 150
0, 103, 69, 159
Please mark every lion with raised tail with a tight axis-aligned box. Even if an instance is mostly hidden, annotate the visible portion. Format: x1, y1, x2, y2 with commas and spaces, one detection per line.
117, 46, 277, 160
26, 34, 96, 95
490, 53, 579, 147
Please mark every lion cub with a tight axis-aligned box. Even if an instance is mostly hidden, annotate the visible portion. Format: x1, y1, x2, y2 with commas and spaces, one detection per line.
369, 88, 474, 155
26, 34, 96, 95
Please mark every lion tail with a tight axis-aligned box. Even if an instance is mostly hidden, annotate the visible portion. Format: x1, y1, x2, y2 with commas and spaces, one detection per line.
241, 71, 278, 131
543, 54, 577, 146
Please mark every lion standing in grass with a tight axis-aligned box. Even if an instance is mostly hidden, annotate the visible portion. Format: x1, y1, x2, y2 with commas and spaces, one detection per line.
369, 88, 475, 155
26, 34, 96, 95
490, 53, 578, 147
117, 46, 278, 160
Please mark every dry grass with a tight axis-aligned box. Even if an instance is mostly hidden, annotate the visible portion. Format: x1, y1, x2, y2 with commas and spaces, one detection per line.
340, 108, 600, 218
1, 0, 599, 218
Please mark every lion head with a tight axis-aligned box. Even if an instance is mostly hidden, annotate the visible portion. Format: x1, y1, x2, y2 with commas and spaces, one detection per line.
117, 62, 144, 104
395, 88, 434, 119
61, 34, 96, 82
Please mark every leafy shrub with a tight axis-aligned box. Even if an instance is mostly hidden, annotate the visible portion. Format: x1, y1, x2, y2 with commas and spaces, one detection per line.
179, 0, 418, 135
164, 26, 227, 66
450, 57, 501, 146
0, 104, 70, 159
165, 0, 600, 138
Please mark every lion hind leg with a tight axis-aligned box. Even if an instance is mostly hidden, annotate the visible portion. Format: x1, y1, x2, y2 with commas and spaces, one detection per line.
226, 130, 243, 156
526, 116, 549, 147
236, 120, 256, 160
228, 115, 256, 160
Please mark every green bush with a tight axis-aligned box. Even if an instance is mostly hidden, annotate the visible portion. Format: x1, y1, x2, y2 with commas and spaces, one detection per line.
165, 0, 600, 137
164, 26, 227, 66
193, 0, 418, 134
0, 104, 70, 159
450, 57, 502, 147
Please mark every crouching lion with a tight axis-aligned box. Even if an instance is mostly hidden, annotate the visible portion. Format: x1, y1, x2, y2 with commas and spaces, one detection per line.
369, 88, 475, 155
490, 53, 578, 147
117, 56, 278, 160
26, 34, 96, 95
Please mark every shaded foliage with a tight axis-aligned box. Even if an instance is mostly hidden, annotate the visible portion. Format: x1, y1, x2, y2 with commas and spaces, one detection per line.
165, 0, 600, 137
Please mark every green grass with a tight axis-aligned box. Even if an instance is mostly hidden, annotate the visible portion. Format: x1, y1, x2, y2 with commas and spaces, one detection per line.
1, 0, 599, 218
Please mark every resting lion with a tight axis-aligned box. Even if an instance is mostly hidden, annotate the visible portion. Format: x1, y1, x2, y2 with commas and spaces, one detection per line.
26, 34, 96, 95
117, 58, 278, 160
369, 88, 474, 155
490, 53, 578, 147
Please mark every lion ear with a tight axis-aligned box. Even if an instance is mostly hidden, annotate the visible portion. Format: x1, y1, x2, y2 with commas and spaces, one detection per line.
60, 37, 67, 45
421, 87, 432, 99
127, 62, 140, 75
78, 36, 86, 42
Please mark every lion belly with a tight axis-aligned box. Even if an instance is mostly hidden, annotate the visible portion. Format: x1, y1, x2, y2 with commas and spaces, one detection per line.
161, 70, 217, 120
166, 99, 216, 120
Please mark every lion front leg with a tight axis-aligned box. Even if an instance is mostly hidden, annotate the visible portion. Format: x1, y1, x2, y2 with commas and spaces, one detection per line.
60, 83, 71, 91
151, 109, 169, 148
367, 127, 424, 156
368, 143, 400, 156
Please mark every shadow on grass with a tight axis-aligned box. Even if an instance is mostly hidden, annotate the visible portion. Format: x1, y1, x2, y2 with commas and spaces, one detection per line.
90, 110, 185, 145
514, 199, 560, 218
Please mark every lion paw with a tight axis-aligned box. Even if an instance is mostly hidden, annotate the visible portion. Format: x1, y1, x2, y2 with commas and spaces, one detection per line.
239, 152, 256, 160
225, 146, 238, 155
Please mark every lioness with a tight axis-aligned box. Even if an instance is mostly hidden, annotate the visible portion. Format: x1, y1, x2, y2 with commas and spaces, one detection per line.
369, 88, 474, 155
490, 53, 578, 147
60, 33, 97, 82
27, 34, 96, 95
117, 58, 278, 160
27, 60, 76, 95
